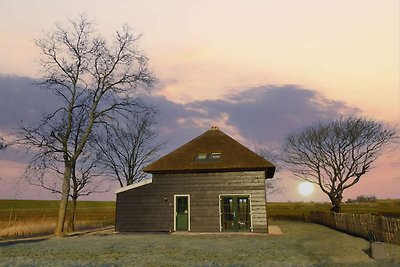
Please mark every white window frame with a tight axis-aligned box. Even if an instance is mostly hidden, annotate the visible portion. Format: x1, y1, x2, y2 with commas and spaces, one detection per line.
218, 194, 253, 232
174, 194, 191, 231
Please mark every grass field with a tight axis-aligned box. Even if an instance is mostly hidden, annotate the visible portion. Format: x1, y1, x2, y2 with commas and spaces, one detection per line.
0, 200, 115, 238
267, 200, 400, 220
1, 220, 399, 266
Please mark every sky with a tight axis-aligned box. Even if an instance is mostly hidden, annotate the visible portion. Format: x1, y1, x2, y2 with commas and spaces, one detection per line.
0, 0, 399, 202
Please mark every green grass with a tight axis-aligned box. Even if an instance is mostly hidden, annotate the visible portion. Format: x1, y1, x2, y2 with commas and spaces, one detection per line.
268, 200, 400, 220
1, 220, 399, 266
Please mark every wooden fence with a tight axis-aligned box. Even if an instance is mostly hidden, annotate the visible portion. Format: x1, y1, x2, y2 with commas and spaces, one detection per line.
310, 211, 400, 246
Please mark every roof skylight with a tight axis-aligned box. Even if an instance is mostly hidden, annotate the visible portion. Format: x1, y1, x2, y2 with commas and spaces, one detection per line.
210, 152, 221, 159
195, 152, 222, 161
196, 153, 208, 160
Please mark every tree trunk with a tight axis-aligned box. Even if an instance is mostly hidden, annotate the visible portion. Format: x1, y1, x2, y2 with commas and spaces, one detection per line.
329, 193, 342, 213
54, 163, 72, 236
330, 204, 341, 213
70, 196, 77, 232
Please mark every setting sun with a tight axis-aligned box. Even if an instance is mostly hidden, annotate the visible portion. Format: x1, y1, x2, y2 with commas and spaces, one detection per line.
298, 181, 315, 197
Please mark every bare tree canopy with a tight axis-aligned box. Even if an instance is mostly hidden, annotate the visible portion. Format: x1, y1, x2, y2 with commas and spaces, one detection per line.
95, 110, 164, 187
18, 15, 155, 235
283, 117, 397, 212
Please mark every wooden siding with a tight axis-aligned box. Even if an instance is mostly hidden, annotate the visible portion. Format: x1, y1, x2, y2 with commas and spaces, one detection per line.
116, 171, 268, 233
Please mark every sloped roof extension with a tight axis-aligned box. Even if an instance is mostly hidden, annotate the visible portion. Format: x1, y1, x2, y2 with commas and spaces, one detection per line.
115, 179, 152, 194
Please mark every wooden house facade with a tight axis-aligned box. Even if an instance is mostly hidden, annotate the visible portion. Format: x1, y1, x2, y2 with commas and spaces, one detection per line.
115, 127, 275, 233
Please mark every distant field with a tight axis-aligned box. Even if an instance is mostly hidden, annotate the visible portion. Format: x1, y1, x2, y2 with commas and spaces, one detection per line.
2, 199, 399, 223
268, 200, 400, 220
1, 199, 399, 238
0, 200, 115, 238
0, 199, 115, 223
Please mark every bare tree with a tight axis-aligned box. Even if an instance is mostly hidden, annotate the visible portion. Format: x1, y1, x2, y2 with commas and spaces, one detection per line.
95, 111, 164, 187
19, 15, 155, 235
25, 110, 106, 231
255, 145, 282, 195
282, 117, 397, 212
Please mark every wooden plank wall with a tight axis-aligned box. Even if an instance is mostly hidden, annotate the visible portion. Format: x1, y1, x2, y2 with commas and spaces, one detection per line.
310, 211, 400, 245
116, 171, 268, 232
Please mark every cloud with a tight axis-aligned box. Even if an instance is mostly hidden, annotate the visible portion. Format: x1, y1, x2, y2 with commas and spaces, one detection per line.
152, 84, 360, 150
0, 75, 362, 200
0, 75, 61, 132
0, 75, 359, 149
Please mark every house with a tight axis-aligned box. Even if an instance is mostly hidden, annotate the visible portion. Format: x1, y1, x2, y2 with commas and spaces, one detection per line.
115, 126, 276, 233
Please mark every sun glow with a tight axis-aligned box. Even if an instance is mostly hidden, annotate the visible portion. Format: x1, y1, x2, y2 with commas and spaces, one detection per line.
298, 181, 314, 197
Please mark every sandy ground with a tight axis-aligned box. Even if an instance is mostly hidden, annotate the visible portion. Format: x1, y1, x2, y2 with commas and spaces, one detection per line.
1, 221, 399, 266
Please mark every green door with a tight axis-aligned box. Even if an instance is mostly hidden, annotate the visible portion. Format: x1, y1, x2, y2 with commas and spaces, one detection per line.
175, 196, 189, 231
221, 196, 251, 232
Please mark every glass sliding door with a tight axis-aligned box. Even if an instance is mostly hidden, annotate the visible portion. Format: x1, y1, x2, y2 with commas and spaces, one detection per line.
221, 197, 235, 231
220, 195, 251, 232
236, 197, 251, 231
